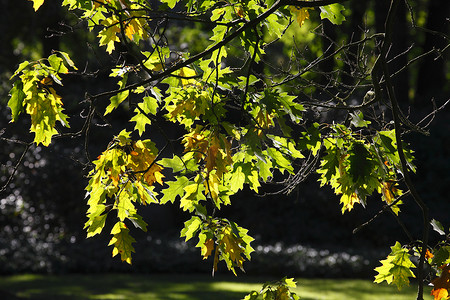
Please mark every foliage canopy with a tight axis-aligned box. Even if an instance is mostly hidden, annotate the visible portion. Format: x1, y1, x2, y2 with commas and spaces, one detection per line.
4, 0, 450, 299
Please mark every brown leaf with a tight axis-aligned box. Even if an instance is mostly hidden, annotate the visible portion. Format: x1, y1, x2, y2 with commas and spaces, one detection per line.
431, 264, 450, 300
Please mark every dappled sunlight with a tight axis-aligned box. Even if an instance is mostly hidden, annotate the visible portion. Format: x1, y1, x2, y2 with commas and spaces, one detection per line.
295, 279, 432, 300
0, 274, 430, 300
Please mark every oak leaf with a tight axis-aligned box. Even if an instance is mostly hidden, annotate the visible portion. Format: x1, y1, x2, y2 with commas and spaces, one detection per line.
374, 242, 416, 290
108, 222, 136, 264
202, 239, 215, 259
290, 6, 310, 27
431, 264, 450, 300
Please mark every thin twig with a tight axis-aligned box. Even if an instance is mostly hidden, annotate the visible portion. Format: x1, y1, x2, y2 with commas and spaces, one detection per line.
0, 142, 33, 194
353, 191, 411, 236
86, 0, 349, 102
376, 1, 430, 298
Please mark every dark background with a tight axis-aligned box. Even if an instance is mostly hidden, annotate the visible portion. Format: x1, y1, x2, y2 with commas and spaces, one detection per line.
0, 0, 449, 278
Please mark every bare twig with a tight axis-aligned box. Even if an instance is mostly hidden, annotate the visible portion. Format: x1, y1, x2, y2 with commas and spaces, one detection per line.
353, 191, 411, 237
0, 141, 33, 194
86, 0, 349, 102
375, 1, 430, 298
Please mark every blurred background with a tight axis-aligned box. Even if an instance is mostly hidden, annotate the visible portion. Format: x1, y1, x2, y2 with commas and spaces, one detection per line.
0, 0, 449, 278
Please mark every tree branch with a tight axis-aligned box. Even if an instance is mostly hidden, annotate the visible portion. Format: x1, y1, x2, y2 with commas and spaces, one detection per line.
87, 0, 349, 102
376, 1, 430, 298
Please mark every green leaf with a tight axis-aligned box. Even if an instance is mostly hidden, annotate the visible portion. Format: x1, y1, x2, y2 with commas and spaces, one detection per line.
160, 156, 186, 173
130, 108, 151, 136
130, 96, 159, 135
255, 158, 273, 182
267, 147, 294, 173
431, 219, 446, 236
8, 80, 26, 121
115, 189, 136, 222
229, 165, 246, 193
58, 51, 78, 70
350, 111, 371, 128
180, 182, 205, 211
347, 142, 373, 184
86, 214, 108, 238
374, 242, 415, 290
242, 291, 259, 300
180, 216, 202, 242
298, 123, 321, 156
264, 14, 285, 38
229, 162, 260, 192
317, 147, 340, 184
319, 3, 346, 25
26, 85, 68, 146
105, 75, 129, 115
284, 277, 297, 288
108, 222, 136, 264
128, 213, 148, 232
98, 18, 120, 54
431, 246, 450, 266
48, 54, 69, 74
160, 0, 178, 9
10, 61, 30, 79
160, 176, 190, 204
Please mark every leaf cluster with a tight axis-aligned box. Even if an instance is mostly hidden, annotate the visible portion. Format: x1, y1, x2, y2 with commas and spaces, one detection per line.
7, 2, 448, 298
243, 277, 300, 300
317, 118, 412, 214
8, 52, 76, 146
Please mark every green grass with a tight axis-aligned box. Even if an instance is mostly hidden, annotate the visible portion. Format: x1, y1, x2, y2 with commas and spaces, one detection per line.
0, 273, 432, 300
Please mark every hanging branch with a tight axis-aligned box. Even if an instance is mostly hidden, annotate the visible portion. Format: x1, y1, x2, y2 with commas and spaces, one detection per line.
374, 0, 430, 298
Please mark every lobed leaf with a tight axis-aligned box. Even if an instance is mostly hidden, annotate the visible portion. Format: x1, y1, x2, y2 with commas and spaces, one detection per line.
108, 222, 136, 264
374, 242, 416, 290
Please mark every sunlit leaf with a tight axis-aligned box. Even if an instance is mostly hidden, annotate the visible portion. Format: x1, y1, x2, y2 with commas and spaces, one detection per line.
108, 222, 136, 264
431, 264, 450, 300
28, 0, 45, 11
8, 80, 25, 121
320, 3, 346, 25
374, 242, 416, 290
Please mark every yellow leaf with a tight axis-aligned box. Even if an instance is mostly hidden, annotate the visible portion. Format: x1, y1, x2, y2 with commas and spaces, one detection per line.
340, 192, 360, 213
381, 181, 398, 204
40, 77, 53, 85
220, 226, 245, 269
205, 172, 220, 204
202, 239, 215, 259
290, 6, 310, 27
179, 67, 197, 86
182, 130, 209, 161
125, 24, 136, 40
124, 17, 148, 42
380, 181, 402, 215
128, 140, 165, 186
98, 18, 121, 54
29, 0, 45, 11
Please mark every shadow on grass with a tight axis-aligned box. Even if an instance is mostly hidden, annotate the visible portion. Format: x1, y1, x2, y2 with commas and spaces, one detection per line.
296, 278, 431, 300
0, 274, 431, 300
0, 273, 261, 300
